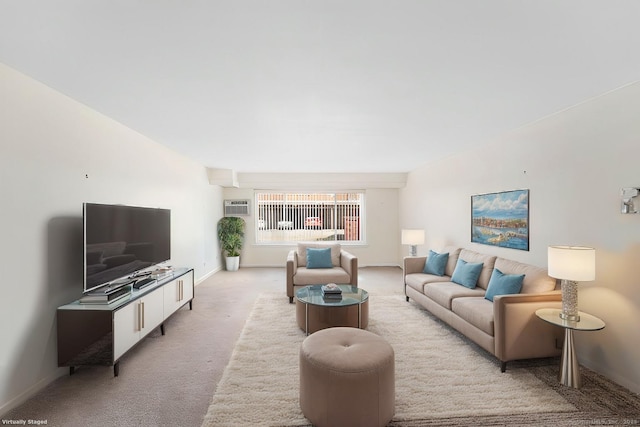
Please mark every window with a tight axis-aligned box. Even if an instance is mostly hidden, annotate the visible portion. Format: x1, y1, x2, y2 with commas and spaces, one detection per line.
255, 192, 364, 244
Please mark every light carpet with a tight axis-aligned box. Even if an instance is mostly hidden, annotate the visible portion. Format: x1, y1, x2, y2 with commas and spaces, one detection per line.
202, 293, 588, 426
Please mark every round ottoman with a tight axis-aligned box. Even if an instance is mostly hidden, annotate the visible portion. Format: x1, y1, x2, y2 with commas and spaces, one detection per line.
299, 327, 395, 427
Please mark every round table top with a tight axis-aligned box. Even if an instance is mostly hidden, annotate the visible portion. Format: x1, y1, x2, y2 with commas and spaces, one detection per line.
296, 284, 368, 307
535, 308, 605, 331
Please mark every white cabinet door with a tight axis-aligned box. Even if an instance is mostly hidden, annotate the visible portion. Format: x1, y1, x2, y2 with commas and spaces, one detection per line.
113, 302, 140, 361
163, 271, 194, 316
113, 286, 165, 360
139, 287, 165, 334
182, 271, 194, 301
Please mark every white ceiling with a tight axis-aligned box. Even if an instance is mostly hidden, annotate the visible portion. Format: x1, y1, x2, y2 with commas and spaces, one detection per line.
1, 1, 639, 173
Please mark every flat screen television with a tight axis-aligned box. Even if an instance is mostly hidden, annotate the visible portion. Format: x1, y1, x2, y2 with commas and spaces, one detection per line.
83, 203, 171, 293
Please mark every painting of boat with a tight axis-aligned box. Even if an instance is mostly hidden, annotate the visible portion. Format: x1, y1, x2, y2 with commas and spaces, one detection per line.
471, 189, 529, 251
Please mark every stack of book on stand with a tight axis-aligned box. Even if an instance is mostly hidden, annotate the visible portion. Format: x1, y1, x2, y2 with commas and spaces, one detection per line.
321, 283, 342, 301
151, 266, 173, 280
79, 284, 132, 305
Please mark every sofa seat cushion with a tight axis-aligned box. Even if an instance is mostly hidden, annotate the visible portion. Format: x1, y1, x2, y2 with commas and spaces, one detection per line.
451, 297, 495, 336
293, 267, 351, 285
405, 273, 452, 293
423, 282, 486, 310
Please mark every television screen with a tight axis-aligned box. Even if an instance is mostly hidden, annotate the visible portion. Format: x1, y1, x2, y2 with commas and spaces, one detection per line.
84, 203, 171, 293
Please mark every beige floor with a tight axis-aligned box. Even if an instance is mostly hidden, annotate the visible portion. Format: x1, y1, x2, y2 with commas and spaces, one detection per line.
2, 266, 403, 427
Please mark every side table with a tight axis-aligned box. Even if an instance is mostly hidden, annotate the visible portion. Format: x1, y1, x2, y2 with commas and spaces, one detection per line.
535, 308, 605, 389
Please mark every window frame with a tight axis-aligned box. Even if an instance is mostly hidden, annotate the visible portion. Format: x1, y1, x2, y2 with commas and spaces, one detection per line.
254, 191, 365, 245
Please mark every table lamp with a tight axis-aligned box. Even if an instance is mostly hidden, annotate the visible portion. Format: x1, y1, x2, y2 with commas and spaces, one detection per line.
547, 245, 596, 322
401, 229, 424, 256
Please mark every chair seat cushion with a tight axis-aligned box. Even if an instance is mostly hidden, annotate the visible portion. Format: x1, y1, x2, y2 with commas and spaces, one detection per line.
293, 267, 351, 285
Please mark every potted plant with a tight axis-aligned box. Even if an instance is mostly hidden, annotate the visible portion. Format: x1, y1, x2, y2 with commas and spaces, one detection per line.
217, 216, 245, 271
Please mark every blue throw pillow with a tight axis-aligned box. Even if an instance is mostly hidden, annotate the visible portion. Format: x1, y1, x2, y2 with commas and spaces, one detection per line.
450, 259, 483, 288
306, 247, 333, 269
423, 250, 449, 276
484, 268, 525, 302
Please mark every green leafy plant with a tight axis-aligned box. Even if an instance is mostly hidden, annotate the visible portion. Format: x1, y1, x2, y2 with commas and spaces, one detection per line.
217, 217, 245, 257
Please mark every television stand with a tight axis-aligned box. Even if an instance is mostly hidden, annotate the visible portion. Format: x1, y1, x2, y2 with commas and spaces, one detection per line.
57, 268, 194, 376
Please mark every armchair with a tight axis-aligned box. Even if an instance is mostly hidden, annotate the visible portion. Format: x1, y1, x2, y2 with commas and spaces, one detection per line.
286, 243, 358, 303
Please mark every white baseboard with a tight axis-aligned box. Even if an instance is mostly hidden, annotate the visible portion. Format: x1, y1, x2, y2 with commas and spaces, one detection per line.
196, 266, 221, 286
0, 368, 67, 417
582, 357, 640, 395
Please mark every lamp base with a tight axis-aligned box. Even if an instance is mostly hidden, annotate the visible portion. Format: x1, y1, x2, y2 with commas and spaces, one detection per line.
409, 245, 417, 256
559, 312, 580, 322
560, 279, 580, 322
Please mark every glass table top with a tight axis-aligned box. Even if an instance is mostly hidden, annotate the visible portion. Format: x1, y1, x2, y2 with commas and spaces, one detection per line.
296, 284, 368, 307
535, 308, 605, 331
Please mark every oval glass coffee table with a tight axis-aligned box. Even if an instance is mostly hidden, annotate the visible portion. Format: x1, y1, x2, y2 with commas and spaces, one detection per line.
295, 285, 369, 335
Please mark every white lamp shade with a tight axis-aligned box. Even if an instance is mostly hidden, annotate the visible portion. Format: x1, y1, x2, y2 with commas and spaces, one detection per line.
401, 229, 425, 245
548, 245, 596, 281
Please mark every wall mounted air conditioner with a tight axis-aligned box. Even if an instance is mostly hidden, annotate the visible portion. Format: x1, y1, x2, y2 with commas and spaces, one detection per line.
224, 200, 250, 216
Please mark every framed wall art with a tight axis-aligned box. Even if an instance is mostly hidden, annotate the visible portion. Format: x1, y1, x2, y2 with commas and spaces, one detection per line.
471, 189, 529, 251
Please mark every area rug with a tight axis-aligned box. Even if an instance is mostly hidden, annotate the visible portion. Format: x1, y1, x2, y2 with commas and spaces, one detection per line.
202, 293, 640, 426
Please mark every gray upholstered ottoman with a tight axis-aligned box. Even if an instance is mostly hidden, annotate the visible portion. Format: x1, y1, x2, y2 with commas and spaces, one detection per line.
299, 327, 395, 427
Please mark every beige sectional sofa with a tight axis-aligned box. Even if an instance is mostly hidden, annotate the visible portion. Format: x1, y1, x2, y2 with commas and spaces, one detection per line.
404, 246, 563, 371
287, 242, 358, 303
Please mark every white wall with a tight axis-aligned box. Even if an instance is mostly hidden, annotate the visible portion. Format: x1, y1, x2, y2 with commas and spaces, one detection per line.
399, 82, 640, 394
221, 184, 400, 267
0, 63, 223, 414
4, 52, 637, 413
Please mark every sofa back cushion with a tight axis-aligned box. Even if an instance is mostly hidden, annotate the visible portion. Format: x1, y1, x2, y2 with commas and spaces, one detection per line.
494, 258, 556, 294
484, 268, 525, 301
297, 243, 341, 267
458, 249, 497, 289
423, 250, 449, 276
440, 246, 462, 277
451, 259, 484, 288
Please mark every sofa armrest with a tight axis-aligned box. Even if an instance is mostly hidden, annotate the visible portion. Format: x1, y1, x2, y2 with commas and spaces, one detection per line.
286, 250, 298, 299
340, 250, 358, 287
403, 256, 426, 278
493, 291, 563, 363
